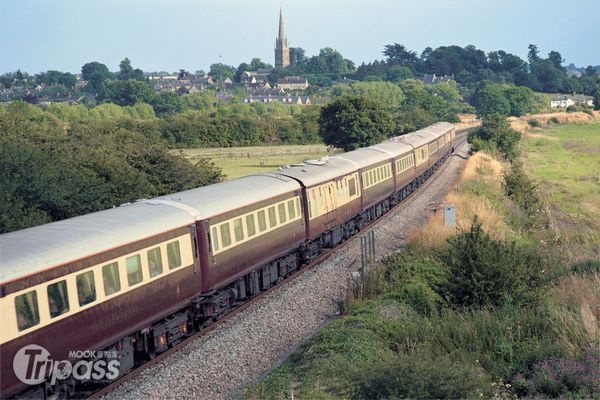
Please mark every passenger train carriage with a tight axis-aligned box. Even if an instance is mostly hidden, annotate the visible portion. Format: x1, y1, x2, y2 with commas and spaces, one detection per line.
0, 122, 455, 399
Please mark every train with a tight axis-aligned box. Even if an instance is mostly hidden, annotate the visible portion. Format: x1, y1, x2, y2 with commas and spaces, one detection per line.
0, 122, 456, 399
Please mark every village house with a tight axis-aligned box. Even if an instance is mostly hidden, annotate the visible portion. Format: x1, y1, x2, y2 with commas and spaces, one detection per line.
276, 76, 309, 91
422, 73, 455, 84
243, 94, 311, 105
550, 94, 594, 108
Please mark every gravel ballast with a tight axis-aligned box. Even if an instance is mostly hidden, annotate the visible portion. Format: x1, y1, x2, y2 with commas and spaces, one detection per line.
102, 139, 470, 400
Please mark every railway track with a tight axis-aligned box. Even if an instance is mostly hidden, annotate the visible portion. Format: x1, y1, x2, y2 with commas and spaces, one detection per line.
89, 130, 470, 399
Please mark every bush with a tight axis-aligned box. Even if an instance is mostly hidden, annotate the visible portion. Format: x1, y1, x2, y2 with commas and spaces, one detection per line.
468, 114, 521, 161
440, 216, 540, 307
397, 281, 440, 316
502, 162, 543, 220
350, 351, 491, 399
528, 118, 540, 127
548, 116, 560, 124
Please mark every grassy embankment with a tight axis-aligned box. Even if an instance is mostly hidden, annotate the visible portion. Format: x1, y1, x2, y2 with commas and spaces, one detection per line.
173, 145, 333, 180
522, 119, 600, 260
245, 119, 600, 399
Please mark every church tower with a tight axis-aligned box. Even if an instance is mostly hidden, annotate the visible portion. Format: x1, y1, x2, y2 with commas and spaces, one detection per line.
274, 8, 290, 68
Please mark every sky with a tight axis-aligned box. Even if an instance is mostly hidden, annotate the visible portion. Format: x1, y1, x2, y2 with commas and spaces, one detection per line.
1, 0, 599, 75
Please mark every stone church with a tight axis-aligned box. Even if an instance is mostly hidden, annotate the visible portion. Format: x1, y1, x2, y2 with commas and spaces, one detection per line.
274, 9, 290, 68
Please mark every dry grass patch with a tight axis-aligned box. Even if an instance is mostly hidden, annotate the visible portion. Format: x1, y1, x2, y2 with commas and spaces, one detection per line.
512, 111, 600, 134
548, 273, 600, 352
413, 152, 509, 247
460, 151, 504, 181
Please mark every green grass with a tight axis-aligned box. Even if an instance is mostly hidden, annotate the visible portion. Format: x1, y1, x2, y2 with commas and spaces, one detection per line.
522, 121, 600, 252
173, 145, 334, 180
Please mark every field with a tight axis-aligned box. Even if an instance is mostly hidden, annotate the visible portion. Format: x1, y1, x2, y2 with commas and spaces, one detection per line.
522, 120, 600, 257
173, 145, 334, 180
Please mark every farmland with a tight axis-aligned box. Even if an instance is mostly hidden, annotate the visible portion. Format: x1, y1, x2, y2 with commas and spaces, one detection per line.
174, 145, 335, 180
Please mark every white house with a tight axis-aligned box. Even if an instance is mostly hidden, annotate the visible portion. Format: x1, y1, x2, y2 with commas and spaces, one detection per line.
551, 94, 594, 108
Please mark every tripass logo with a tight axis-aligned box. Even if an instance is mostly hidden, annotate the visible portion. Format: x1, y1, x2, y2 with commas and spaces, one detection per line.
13, 344, 120, 386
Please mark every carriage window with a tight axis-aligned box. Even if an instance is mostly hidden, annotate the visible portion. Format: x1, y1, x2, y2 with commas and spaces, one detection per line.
257, 210, 267, 232
147, 247, 163, 277
211, 226, 219, 251
102, 262, 121, 295
295, 198, 301, 216
126, 255, 143, 286
246, 214, 256, 237
220, 224, 231, 247
47, 280, 69, 318
15, 291, 39, 331
278, 203, 287, 223
287, 199, 296, 219
268, 206, 277, 228
233, 218, 244, 242
348, 178, 356, 196
167, 241, 182, 269
76, 271, 96, 306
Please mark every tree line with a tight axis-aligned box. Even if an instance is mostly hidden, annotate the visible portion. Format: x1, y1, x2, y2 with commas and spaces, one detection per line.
355, 43, 600, 96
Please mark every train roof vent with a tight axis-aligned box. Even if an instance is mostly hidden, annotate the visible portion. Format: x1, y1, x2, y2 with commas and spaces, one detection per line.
304, 156, 328, 166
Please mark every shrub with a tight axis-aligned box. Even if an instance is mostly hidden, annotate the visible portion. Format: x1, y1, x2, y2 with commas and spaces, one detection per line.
548, 116, 560, 124
502, 162, 544, 220
440, 216, 540, 307
528, 118, 540, 127
349, 351, 491, 399
397, 280, 440, 316
468, 114, 521, 161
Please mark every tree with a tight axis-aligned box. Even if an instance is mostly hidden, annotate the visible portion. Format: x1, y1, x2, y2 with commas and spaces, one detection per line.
302, 48, 355, 76
100, 79, 154, 106
250, 58, 271, 70
527, 44, 540, 65
118, 58, 145, 81
594, 86, 600, 111
504, 85, 534, 116
151, 92, 185, 117
234, 63, 251, 82
547, 51, 564, 70
81, 61, 112, 93
208, 63, 236, 82
469, 114, 521, 161
472, 83, 510, 117
58, 72, 77, 89
332, 81, 405, 108
119, 58, 133, 78
383, 43, 419, 70
386, 65, 413, 82
530, 59, 566, 92
289, 47, 306, 67
318, 95, 392, 151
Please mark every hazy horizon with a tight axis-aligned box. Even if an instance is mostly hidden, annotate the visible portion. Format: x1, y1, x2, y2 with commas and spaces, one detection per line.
1, 0, 599, 75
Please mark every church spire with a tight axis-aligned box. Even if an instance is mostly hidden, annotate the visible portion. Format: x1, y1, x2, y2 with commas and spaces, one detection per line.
274, 8, 290, 68
278, 8, 286, 43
